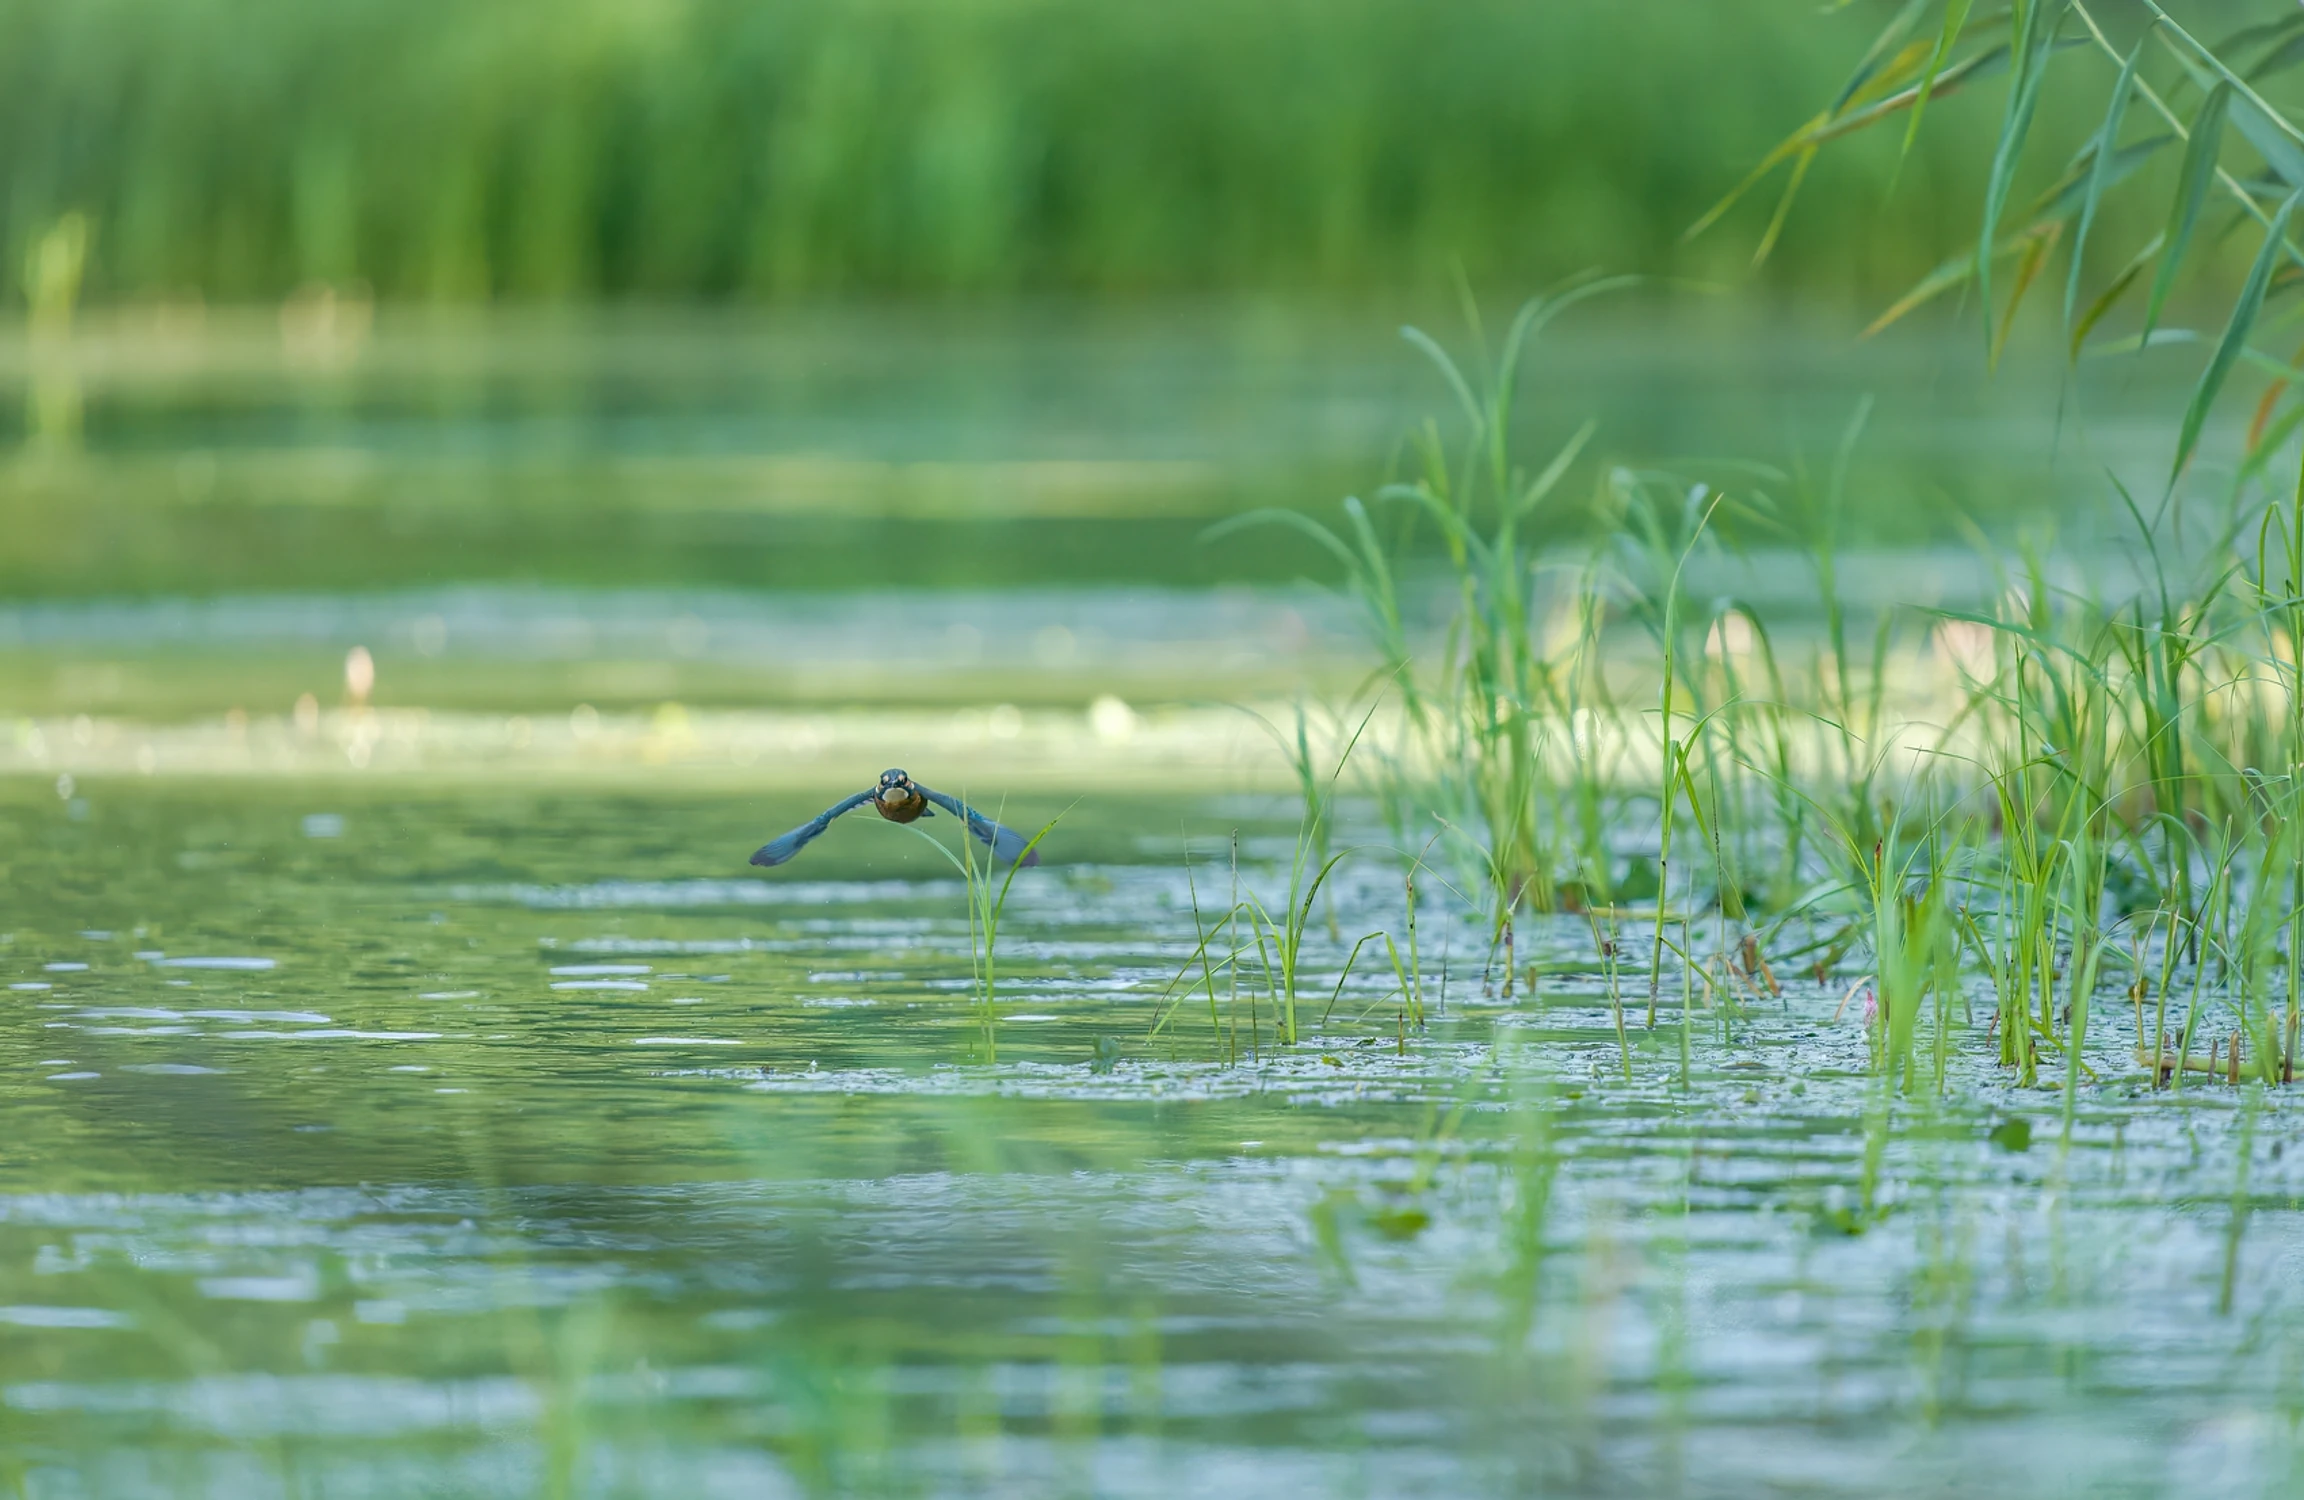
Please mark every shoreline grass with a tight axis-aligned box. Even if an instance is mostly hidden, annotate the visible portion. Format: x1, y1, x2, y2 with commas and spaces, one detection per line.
1201, 282, 2304, 1104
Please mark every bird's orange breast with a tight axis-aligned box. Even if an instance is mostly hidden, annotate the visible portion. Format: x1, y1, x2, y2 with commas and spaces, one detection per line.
874, 787, 928, 823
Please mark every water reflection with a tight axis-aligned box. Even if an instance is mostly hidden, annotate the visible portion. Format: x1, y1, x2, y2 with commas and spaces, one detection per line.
0, 303, 2208, 600
0, 782, 2298, 1495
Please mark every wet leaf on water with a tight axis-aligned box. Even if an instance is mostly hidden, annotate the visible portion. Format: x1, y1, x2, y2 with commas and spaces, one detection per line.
1989, 1117, 2033, 1153
1369, 1205, 1430, 1241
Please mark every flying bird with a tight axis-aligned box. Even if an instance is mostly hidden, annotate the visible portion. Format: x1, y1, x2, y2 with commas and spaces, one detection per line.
749, 768, 1042, 868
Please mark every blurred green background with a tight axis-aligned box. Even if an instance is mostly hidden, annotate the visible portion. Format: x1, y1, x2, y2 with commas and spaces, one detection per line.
0, 0, 2009, 306
0, 0, 2219, 714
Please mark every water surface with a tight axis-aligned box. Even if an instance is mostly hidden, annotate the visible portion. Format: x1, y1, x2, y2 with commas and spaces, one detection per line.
1, 780, 2298, 1497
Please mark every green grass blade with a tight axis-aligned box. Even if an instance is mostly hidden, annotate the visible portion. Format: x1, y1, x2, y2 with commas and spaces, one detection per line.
1686, 44, 2010, 247
1903, 0, 1977, 157
1202, 508, 1361, 575
1493, 296, 1547, 421
2066, 32, 2147, 329
1754, 146, 1817, 269
2140, 1, 2304, 160
1979, 0, 2070, 354
2070, 232, 2163, 358
2143, 80, 2232, 343
1993, 221, 2061, 370
2215, 14, 2304, 60
2248, 31, 2304, 83
1511, 418, 1598, 520
2171, 187, 2303, 487
1834, 0, 1930, 116
2038, 133, 2172, 222
1400, 326, 1484, 428
2230, 93, 2304, 188
1867, 121, 2166, 343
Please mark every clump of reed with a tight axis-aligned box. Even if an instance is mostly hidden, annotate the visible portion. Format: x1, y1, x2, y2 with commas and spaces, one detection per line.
1205, 279, 2304, 1099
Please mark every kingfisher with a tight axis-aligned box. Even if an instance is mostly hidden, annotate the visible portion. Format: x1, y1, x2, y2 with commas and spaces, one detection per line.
749, 768, 1041, 868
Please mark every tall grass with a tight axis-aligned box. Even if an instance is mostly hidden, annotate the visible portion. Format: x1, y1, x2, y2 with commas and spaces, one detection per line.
0, 0, 2098, 304
1222, 278, 2304, 1103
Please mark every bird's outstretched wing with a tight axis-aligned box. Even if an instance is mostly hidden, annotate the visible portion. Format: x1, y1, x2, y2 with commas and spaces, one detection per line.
914, 785, 1041, 866
749, 789, 877, 867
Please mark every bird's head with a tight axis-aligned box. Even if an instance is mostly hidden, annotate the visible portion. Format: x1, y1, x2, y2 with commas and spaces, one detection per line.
878, 768, 911, 792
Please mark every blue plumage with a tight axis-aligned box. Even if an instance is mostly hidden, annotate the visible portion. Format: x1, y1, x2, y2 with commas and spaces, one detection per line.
749, 770, 1040, 869
749, 789, 875, 866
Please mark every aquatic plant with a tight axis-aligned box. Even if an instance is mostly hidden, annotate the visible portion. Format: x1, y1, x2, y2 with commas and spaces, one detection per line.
1712, 1, 2304, 483
1223, 276, 2304, 1103
1151, 699, 1405, 1052
909, 800, 1061, 1062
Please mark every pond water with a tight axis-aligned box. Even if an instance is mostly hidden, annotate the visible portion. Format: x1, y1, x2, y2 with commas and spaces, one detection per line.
0, 780, 2298, 1498
0, 299, 2211, 600
0, 305, 2292, 1496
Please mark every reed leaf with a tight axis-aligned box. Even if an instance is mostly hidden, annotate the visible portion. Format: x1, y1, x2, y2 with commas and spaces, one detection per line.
2140, 1, 2304, 161
1685, 45, 2010, 244
1904, 0, 1978, 157
1979, 0, 2070, 353
1993, 219, 2062, 370
2248, 31, 2304, 84
1400, 327, 1483, 430
2171, 187, 2304, 486
1512, 419, 1598, 521
1832, 0, 1930, 117
2070, 233, 2163, 358
2066, 31, 2147, 329
2143, 80, 2232, 343
2229, 94, 2304, 188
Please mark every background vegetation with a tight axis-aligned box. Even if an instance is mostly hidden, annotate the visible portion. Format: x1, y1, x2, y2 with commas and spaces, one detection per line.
0, 0, 2130, 307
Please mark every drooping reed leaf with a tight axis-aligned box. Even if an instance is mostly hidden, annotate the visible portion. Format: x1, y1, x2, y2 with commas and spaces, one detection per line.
1904, 0, 1978, 157
1864, 126, 2172, 340
2236, 345, 2304, 383
2214, 12, 2304, 61
2066, 31, 2147, 330
1865, 240, 1999, 340
2229, 94, 2304, 188
1993, 220, 2062, 370
2249, 31, 2304, 83
2170, 187, 2303, 487
2141, 1, 2304, 163
1980, 0, 2071, 354
1832, 0, 1930, 117
1685, 44, 2010, 244
2143, 80, 2233, 343
1754, 147, 1817, 269
2070, 234, 2162, 358
2042, 134, 2174, 222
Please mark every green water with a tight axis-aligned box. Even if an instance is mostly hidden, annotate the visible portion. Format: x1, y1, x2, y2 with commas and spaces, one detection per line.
1, 307, 2295, 1496
1, 779, 2299, 1496
0, 301, 2210, 599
